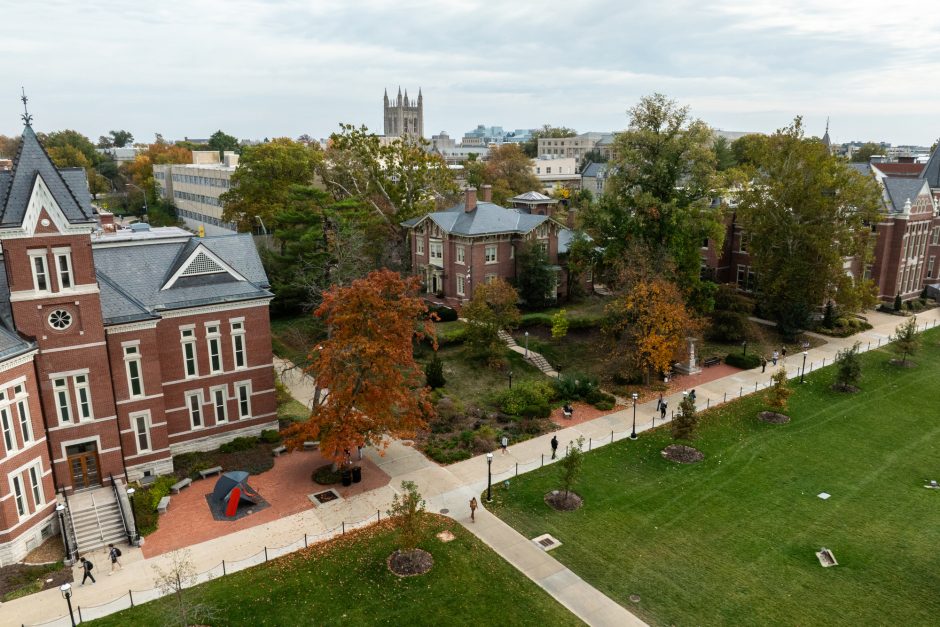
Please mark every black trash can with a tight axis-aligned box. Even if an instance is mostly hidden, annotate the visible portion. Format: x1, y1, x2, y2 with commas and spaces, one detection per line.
351, 466, 362, 483
341, 468, 352, 487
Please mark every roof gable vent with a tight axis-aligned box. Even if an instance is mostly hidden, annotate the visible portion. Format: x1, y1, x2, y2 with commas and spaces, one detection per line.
181, 250, 224, 276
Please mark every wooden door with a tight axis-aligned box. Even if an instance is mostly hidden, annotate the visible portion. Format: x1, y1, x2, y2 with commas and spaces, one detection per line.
68, 451, 101, 489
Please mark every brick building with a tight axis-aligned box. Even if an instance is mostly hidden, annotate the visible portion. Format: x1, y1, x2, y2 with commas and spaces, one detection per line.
401, 187, 590, 307
0, 123, 276, 564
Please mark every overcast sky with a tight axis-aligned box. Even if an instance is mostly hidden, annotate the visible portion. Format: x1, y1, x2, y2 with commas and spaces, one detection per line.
2, 0, 938, 146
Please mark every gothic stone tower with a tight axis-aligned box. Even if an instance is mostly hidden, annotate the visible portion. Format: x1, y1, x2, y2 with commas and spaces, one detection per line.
384, 87, 424, 138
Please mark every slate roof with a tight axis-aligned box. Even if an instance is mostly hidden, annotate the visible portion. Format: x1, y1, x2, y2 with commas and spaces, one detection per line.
418, 201, 548, 236
93, 233, 271, 324
581, 162, 608, 178
0, 125, 96, 227
512, 191, 554, 202
0, 262, 35, 360
883, 177, 929, 213
922, 142, 940, 188
847, 163, 872, 176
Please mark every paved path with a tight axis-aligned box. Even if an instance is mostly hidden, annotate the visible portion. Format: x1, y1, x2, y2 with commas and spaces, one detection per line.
8, 308, 938, 626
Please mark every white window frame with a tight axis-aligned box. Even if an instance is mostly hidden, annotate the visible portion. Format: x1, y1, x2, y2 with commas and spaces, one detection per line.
74, 374, 93, 421
132, 411, 152, 453
928, 256, 936, 279
484, 245, 497, 264
53, 247, 74, 291
180, 327, 198, 378
1, 398, 15, 455
456, 245, 465, 264
206, 323, 222, 374
28, 463, 43, 510
14, 386, 32, 445
231, 319, 247, 370
415, 237, 424, 255
186, 391, 204, 429
28, 250, 49, 292
456, 274, 465, 296
11, 474, 26, 518
123, 343, 144, 398
236, 382, 252, 419
53, 378, 71, 424
429, 240, 443, 262
211, 386, 228, 424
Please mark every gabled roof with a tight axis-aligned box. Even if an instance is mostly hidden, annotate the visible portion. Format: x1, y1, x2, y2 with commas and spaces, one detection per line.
418, 202, 549, 236
883, 177, 930, 213
922, 142, 940, 189
0, 125, 96, 227
512, 191, 554, 202
872, 162, 924, 178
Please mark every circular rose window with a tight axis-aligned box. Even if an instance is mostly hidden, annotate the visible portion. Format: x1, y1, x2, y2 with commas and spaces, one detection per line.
48, 310, 73, 330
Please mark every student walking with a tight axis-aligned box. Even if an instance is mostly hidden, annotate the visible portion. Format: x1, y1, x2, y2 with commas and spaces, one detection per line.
781, 346, 788, 362
656, 393, 663, 413
80, 557, 96, 585
550, 435, 559, 460
660, 399, 668, 420
469, 497, 478, 522
761, 356, 767, 373
501, 435, 509, 455
689, 389, 696, 403
772, 350, 779, 366
108, 544, 122, 574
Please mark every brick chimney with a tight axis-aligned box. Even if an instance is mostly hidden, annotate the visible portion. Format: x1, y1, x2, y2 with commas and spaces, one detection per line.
98, 211, 116, 232
481, 184, 493, 203
465, 187, 477, 212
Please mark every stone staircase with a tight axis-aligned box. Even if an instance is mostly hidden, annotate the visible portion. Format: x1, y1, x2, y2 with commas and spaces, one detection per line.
497, 329, 517, 347
526, 351, 554, 374
68, 489, 127, 553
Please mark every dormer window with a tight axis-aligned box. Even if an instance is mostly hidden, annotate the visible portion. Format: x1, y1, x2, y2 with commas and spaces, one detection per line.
28, 251, 48, 292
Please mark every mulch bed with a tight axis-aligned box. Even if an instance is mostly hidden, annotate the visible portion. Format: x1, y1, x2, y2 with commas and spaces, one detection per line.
0, 561, 71, 601
661, 444, 704, 464
759, 411, 791, 424
544, 490, 583, 511
387, 548, 434, 576
889, 359, 916, 368
831, 384, 860, 393
313, 464, 342, 485
23, 537, 64, 565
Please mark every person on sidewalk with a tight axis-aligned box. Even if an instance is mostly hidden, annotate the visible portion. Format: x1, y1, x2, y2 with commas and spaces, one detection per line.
469, 497, 478, 522
656, 393, 663, 413
781, 346, 788, 362
108, 544, 122, 574
689, 389, 696, 403
551, 435, 559, 459
660, 399, 668, 420
772, 350, 779, 366
501, 435, 509, 454
80, 557, 96, 585
761, 355, 767, 373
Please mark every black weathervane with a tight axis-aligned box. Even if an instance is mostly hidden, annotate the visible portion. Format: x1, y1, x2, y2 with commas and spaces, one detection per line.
21, 87, 33, 126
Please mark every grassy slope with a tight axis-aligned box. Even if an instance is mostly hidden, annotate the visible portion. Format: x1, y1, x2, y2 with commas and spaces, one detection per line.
90, 516, 583, 626
488, 330, 940, 626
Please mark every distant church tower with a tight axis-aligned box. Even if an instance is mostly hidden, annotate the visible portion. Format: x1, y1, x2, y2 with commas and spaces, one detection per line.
384, 87, 424, 138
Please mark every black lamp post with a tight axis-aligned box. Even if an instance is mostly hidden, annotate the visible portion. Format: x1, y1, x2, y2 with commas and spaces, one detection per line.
486, 453, 494, 502
60, 583, 76, 627
508, 370, 513, 389
742, 340, 748, 357
524, 331, 529, 358
800, 351, 808, 383
127, 488, 140, 544
630, 392, 638, 440
56, 504, 71, 560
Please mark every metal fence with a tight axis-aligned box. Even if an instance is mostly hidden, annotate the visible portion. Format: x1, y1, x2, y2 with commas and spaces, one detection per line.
25, 512, 384, 626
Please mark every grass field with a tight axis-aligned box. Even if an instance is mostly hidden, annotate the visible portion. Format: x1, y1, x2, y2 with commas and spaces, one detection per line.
487, 329, 940, 626
90, 516, 582, 626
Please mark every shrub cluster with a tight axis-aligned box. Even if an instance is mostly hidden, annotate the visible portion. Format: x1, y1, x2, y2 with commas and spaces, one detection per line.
428, 304, 459, 322
495, 380, 556, 418
552, 373, 615, 409
220, 436, 258, 453
725, 351, 761, 369
132, 475, 177, 536
816, 316, 873, 338
519, 313, 602, 330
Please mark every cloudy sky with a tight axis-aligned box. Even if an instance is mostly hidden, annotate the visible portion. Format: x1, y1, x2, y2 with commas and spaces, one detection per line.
2, 0, 938, 146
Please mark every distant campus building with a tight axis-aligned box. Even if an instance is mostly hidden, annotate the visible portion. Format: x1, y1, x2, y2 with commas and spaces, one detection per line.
0, 121, 276, 564
384, 87, 424, 138
153, 151, 239, 235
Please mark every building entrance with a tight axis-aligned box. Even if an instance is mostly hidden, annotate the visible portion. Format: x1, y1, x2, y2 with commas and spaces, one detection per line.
66, 442, 101, 489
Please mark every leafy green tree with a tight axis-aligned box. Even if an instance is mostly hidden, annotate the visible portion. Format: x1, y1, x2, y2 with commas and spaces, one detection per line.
558, 436, 585, 499
581, 94, 725, 306
551, 310, 569, 338
515, 240, 556, 308
221, 138, 322, 231
713, 135, 737, 171
890, 316, 920, 365
834, 342, 862, 390
523, 124, 577, 158
708, 284, 750, 342
208, 130, 240, 156
672, 393, 698, 441
108, 130, 134, 148
387, 481, 426, 552
893, 293, 902, 312
564, 232, 595, 300
850, 142, 882, 163
730, 133, 766, 169
424, 353, 446, 389
0, 135, 20, 158
39, 130, 100, 165
735, 118, 881, 337
463, 144, 540, 205
462, 278, 521, 367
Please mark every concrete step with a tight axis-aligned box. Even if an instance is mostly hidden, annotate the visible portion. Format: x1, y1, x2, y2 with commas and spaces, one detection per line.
70, 499, 127, 553
497, 330, 518, 347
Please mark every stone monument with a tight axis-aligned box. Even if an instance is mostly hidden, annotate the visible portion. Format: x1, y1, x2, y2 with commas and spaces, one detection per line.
673, 337, 702, 375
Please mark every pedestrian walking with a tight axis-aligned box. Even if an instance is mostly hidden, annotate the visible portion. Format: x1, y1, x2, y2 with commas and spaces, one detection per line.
501, 435, 509, 455
772, 350, 779, 366
689, 389, 696, 403
656, 393, 663, 412
108, 543, 122, 574
761, 355, 767, 373
550, 435, 559, 460
80, 557, 96, 585
781, 346, 788, 361
660, 399, 668, 420
469, 497, 478, 522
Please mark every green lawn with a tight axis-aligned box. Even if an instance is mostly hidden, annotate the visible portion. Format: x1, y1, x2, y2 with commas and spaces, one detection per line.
90, 516, 582, 626
487, 329, 940, 626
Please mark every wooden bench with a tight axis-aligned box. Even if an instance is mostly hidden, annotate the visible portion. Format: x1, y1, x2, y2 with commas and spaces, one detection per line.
170, 478, 192, 494
703, 356, 721, 367
272, 445, 287, 457
157, 496, 171, 514
198, 466, 223, 480
303, 441, 320, 451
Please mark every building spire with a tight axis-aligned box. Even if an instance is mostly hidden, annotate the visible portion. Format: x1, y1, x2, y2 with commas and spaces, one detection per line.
20, 87, 33, 127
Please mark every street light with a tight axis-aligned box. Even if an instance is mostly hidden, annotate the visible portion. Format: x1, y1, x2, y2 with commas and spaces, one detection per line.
56, 504, 71, 560
630, 392, 638, 440
524, 331, 529, 358
741, 340, 748, 357
125, 182, 149, 216
486, 453, 494, 502
800, 351, 808, 383
60, 583, 76, 627
508, 370, 513, 389
126, 488, 140, 544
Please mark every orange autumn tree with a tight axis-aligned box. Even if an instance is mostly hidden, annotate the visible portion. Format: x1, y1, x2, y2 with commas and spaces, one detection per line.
604, 277, 699, 384
283, 269, 434, 463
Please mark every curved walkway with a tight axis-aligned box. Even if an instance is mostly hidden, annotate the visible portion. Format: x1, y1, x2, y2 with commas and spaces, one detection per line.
8, 309, 938, 627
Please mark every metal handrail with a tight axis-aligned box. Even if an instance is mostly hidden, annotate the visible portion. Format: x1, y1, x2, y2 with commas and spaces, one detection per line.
108, 473, 133, 545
